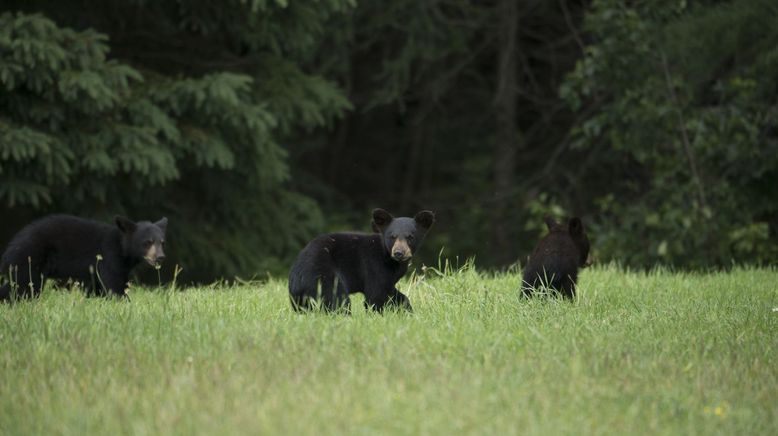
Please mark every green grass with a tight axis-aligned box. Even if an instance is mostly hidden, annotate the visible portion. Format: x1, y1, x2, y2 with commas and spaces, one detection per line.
1, 264, 776, 435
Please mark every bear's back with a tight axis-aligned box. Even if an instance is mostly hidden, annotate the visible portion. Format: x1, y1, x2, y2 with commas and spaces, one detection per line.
523, 230, 582, 290
531, 231, 580, 271
293, 232, 384, 270
2, 215, 114, 265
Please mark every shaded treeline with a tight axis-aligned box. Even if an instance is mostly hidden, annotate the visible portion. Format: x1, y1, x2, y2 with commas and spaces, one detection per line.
293, 0, 591, 266
1, 0, 776, 282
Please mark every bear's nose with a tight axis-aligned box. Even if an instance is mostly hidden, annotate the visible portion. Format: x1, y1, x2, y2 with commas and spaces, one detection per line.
393, 251, 409, 260
156, 255, 165, 263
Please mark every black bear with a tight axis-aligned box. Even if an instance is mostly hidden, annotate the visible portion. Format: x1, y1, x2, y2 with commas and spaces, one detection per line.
522, 216, 590, 299
0, 215, 167, 301
289, 208, 435, 313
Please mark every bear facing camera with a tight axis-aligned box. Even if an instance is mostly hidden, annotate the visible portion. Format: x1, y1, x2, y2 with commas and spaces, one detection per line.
289, 208, 435, 313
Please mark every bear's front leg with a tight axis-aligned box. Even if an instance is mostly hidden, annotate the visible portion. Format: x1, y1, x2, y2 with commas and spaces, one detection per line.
363, 294, 387, 312
364, 285, 412, 313
103, 276, 130, 298
92, 266, 130, 298
363, 285, 390, 312
387, 287, 413, 312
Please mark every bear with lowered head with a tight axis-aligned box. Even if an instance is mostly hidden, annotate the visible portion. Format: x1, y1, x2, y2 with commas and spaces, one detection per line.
522, 216, 589, 299
0, 214, 167, 301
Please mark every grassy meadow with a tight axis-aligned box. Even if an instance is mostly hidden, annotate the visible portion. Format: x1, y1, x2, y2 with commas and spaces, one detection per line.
0, 263, 776, 435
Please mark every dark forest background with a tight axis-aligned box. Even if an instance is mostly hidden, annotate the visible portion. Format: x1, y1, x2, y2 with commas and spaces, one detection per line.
1, 0, 777, 283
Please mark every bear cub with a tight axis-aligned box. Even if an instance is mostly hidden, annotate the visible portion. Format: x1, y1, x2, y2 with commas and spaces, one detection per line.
522, 216, 589, 299
289, 208, 435, 313
0, 215, 167, 301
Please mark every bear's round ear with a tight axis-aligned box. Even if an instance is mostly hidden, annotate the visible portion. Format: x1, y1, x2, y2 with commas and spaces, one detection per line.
544, 215, 558, 231
568, 217, 584, 236
115, 215, 137, 234
372, 208, 394, 232
414, 210, 435, 230
155, 217, 168, 232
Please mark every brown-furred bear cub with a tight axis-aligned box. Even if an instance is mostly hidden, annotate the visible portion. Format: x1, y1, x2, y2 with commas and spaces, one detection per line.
522, 216, 589, 298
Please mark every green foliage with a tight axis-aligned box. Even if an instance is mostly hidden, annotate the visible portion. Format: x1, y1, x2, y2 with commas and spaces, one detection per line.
0, 12, 139, 206
562, 0, 778, 267
2, 0, 776, 276
0, 2, 353, 280
1, 267, 776, 433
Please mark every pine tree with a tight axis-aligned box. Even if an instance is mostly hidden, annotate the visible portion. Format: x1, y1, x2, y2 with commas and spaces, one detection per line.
0, 1, 353, 281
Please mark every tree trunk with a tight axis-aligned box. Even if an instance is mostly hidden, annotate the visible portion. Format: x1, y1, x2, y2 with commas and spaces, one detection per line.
401, 98, 432, 211
492, 0, 520, 265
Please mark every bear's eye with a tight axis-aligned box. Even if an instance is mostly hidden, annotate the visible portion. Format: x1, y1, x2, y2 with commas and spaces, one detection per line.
144, 240, 153, 247
389, 234, 397, 240
406, 235, 414, 242
161, 240, 165, 246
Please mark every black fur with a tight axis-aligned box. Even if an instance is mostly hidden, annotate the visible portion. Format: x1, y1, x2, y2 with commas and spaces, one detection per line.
0, 214, 167, 301
522, 216, 590, 298
289, 209, 435, 313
